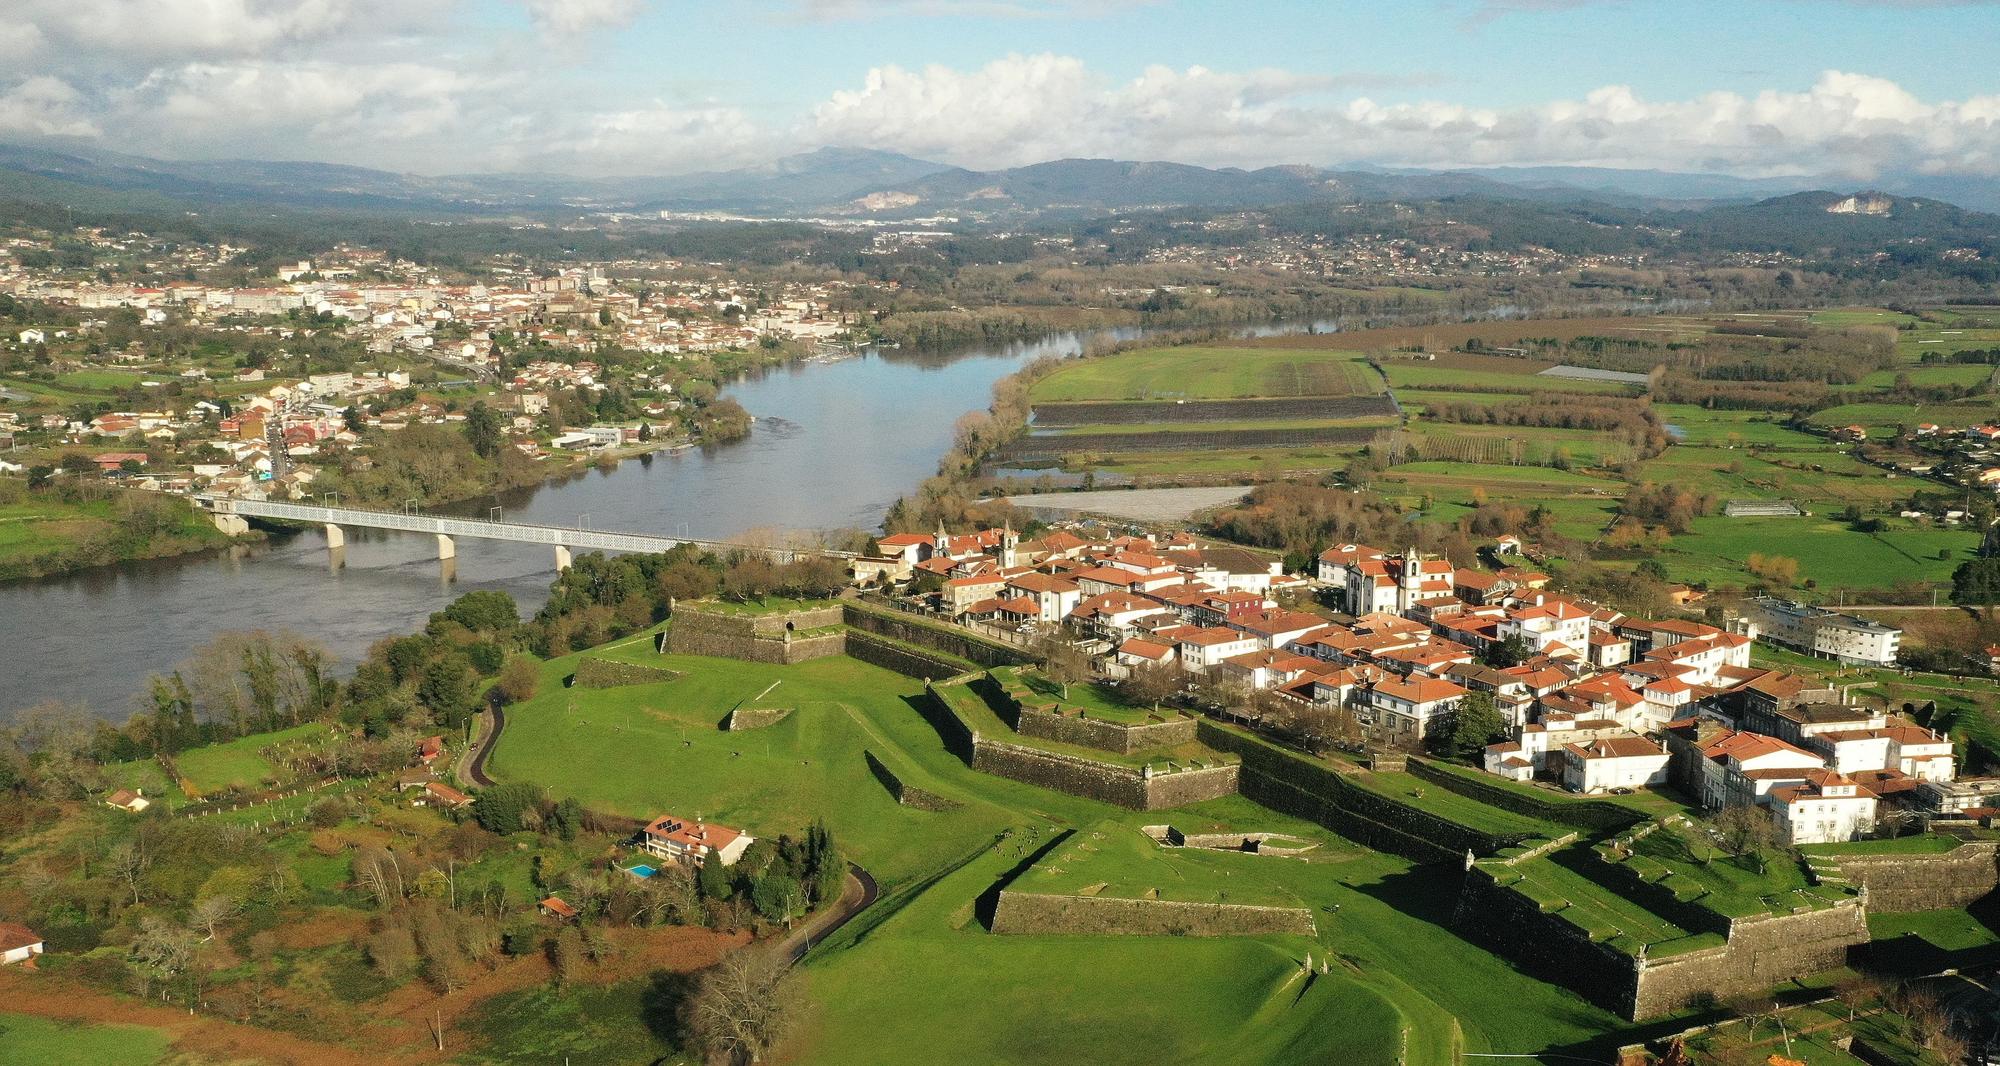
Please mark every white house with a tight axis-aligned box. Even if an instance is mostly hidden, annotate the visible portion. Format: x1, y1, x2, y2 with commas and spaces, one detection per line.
17, 328, 45, 345
639, 814, 753, 867
1770, 771, 1878, 844
1737, 596, 1902, 666
1561, 736, 1670, 794
0, 922, 43, 966
1367, 675, 1467, 740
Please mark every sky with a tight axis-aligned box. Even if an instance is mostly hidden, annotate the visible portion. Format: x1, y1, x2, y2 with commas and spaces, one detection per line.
2, 0, 1998, 180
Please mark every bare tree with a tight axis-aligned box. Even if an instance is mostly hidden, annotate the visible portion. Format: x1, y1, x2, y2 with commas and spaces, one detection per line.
190, 894, 241, 942
105, 839, 153, 906
1123, 661, 1182, 709
689, 950, 801, 1065
1707, 805, 1781, 873
1032, 629, 1091, 700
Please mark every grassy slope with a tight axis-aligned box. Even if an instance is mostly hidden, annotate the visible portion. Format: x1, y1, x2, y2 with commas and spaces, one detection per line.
490, 639, 1625, 1064
173, 722, 325, 794
0, 1012, 171, 1066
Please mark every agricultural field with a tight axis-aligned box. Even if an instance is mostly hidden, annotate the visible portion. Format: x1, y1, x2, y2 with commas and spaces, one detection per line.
1647, 514, 1976, 591
1377, 356, 1636, 396
0, 1013, 171, 1066
1029, 347, 1383, 402
1012, 344, 1394, 480
171, 721, 327, 795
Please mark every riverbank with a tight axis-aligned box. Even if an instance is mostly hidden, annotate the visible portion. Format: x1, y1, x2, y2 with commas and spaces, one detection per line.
0, 490, 253, 583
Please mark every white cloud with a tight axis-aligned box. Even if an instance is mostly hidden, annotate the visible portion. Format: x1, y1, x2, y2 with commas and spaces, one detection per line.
7, 0, 445, 62
0, 77, 103, 139
806, 57, 2000, 181
520, 0, 645, 35
783, 0, 1155, 19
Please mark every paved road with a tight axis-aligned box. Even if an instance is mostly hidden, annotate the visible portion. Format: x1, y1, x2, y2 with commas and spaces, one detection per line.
781, 862, 880, 966
464, 704, 505, 787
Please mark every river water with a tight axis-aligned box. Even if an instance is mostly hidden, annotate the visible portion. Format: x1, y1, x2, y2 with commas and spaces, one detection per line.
0, 333, 1116, 720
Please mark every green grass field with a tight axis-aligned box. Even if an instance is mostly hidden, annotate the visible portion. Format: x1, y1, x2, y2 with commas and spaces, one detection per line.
484, 636, 1631, 1064
1651, 405, 1836, 448
1378, 363, 1634, 394
173, 721, 325, 795
1653, 515, 1974, 590
1016, 819, 1307, 906
1030, 347, 1383, 402
0, 1013, 171, 1066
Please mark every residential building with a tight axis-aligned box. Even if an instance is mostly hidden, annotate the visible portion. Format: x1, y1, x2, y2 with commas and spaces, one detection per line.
639, 815, 754, 867
1561, 736, 1671, 794
1770, 771, 1878, 844
0, 923, 43, 966
1736, 596, 1902, 666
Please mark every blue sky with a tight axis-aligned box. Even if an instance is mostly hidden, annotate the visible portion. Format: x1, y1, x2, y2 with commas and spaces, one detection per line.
2, 0, 1997, 177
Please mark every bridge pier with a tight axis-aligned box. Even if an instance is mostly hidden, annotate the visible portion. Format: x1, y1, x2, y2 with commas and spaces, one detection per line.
554, 545, 572, 572
436, 533, 456, 561
212, 513, 249, 536
323, 523, 345, 550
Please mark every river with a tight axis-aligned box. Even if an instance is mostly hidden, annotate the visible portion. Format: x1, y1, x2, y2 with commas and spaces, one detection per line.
0, 332, 1120, 720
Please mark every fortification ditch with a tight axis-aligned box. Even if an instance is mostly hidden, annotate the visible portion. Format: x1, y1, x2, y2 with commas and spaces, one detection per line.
989, 890, 1316, 937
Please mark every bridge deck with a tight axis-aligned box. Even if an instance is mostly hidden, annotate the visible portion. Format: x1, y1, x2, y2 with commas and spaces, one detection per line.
197, 497, 855, 560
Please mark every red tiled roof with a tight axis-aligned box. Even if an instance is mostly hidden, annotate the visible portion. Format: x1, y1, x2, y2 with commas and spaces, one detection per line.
0, 922, 43, 951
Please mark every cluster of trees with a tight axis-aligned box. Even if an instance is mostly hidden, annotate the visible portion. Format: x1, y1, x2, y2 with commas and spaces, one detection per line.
1619, 482, 1717, 534
1422, 394, 1661, 437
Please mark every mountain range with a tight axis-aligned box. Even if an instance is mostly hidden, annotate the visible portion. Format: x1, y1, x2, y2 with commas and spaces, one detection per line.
1, 140, 1997, 223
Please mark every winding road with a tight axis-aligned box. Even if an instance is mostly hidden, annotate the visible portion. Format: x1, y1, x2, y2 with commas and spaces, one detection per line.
461, 705, 505, 788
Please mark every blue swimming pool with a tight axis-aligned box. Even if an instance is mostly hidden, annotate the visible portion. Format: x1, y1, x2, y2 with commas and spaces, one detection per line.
626, 864, 657, 878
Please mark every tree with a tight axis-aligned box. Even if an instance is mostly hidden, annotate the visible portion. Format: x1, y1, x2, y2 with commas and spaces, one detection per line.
688, 950, 801, 1065
1481, 634, 1534, 669
434, 590, 519, 634
1123, 661, 1182, 709
1707, 805, 1781, 873
472, 782, 544, 836
551, 926, 585, 984
418, 656, 476, 719
1431, 692, 1505, 762
463, 401, 504, 459
1952, 557, 2000, 615
105, 839, 152, 906
698, 855, 733, 901
190, 894, 242, 942
494, 656, 540, 706
1033, 631, 1090, 699
751, 873, 803, 925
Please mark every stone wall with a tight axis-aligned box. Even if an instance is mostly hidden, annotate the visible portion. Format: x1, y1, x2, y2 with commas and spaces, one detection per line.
1198, 721, 1526, 857
664, 606, 846, 665
1453, 866, 1639, 1014
1015, 708, 1199, 755
1454, 864, 1872, 1021
862, 749, 961, 811
1406, 757, 1644, 832
724, 707, 791, 731
1629, 903, 1870, 1019
842, 603, 1031, 669
570, 658, 681, 688
969, 739, 1238, 810
1834, 842, 2000, 912
843, 630, 971, 680
990, 890, 1317, 937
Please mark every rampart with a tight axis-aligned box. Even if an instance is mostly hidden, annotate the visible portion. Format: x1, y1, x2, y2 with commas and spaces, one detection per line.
1830, 841, 2000, 912
989, 890, 1316, 937
841, 602, 1032, 668
970, 739, 1239, 810
862, 749, 961, 811
664, 604, 846, 665
570, 658, 682, 688
1454, 862, 1872, 1020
